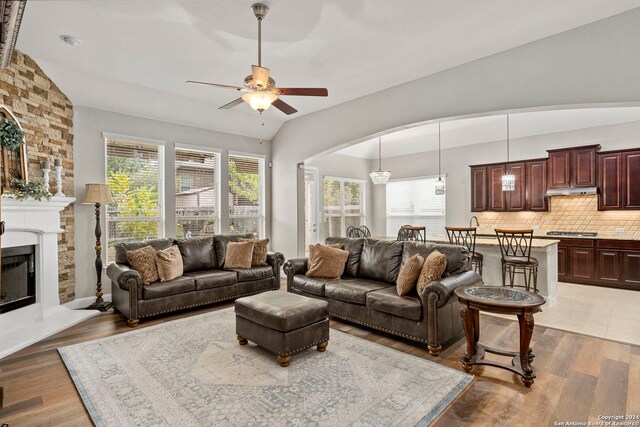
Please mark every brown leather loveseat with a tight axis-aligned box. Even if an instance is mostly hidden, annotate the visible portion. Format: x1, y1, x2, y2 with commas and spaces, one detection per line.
106, 234, 284, 327
284, 237, 483, 355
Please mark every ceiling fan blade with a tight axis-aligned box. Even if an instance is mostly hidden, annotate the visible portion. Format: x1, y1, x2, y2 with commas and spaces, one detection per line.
219, 97, 245, 110
272, 98, 298, 115
186, 80, 245, 91
251, 65, 270, 89
274, 87, 328, 97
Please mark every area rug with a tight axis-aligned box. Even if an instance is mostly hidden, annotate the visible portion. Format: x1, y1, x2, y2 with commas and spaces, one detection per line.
59, 307, 472, 426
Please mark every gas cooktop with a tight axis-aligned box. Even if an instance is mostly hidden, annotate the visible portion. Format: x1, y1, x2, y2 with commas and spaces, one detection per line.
546, 231, 598, 237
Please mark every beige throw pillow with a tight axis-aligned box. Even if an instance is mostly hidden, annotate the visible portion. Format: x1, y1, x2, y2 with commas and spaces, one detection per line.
308, 243, 343, 265
396, 254, 425, 296
225, 241, 255, 269
306, 245, 349, 279
126, 245, 159, 285
240, 238, 270, 266
416, 250, 448, 295
155, 245, 184, 282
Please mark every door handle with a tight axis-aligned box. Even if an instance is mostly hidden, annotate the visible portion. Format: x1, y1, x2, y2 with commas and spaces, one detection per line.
0, 221, 4, 235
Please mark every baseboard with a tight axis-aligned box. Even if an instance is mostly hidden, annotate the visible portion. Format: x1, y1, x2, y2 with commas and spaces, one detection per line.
63, 294, 112, 310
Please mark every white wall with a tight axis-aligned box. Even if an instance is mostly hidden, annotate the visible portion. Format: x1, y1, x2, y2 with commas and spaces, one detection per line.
305, 153, 374, 251
73, 106, 271, 299
271, 8, 640, 259
367, 119, 640, 236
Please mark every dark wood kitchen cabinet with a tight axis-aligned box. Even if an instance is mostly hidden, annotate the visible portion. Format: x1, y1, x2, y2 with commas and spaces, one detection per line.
598, 149, 640, 210
623, 150, 640, 209
559, 238, 640, 290
470, 166, 488, 212
598, 152, 623, 210
570, 247, 595, 280
487, 164, 506, 211
547, 145, 599, 189
505, 162, 526, 211
547, 149, 571, 188
526, 159, 548, 211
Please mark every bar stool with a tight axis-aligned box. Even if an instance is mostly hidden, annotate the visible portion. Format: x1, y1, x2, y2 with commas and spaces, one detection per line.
397, 225, 426, 243
495, 229, 538, 293
445, 227, 483, 276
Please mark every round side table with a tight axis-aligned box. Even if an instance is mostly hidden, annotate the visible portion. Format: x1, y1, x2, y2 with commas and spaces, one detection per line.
454, 286, 546, 387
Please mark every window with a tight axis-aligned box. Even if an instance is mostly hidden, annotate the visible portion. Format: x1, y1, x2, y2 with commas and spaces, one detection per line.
175, 148, 220, 238
179, 177, 192, 192
386, 176, 445, 238
228, 153, 265, 237
106, 138, 164, 262
323, 177, 365, 238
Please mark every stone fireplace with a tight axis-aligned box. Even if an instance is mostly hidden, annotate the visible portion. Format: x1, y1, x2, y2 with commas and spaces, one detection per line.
0, 196, 98, 359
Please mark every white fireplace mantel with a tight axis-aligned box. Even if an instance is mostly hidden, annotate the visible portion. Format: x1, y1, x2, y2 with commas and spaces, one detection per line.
1, 195, 99, 359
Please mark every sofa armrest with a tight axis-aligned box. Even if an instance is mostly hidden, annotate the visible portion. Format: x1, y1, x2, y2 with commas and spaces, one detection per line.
420, 270, 482, 308
106, 263, 141, 292
266, 251, 285, 284
283, 258, 308, 277
283, 258, 308, 292
266, 251, 285, 269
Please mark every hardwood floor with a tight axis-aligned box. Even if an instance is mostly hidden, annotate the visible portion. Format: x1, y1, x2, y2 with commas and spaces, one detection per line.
1, 299, 638, 426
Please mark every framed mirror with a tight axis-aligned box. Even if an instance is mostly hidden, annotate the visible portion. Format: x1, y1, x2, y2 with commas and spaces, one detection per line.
0, 104, 28, 193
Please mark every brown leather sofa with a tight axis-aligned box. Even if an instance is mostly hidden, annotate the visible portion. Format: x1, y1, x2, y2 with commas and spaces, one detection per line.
106, 234, 284, 327
283, 237, 483, 356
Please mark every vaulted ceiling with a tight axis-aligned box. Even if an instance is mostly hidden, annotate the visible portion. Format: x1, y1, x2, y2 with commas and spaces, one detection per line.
16, 0, 640, 139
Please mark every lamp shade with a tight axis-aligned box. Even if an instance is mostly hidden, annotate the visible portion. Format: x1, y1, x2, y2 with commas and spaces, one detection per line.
83, 183, 112, 204
242, 91, 278, 112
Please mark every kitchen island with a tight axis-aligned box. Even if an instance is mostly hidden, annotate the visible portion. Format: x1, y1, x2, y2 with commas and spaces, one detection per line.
374, 235, 559, 303
425, 236, 559, 303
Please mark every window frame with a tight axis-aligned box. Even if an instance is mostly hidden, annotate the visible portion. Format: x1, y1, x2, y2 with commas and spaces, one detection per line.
322, 176, 367, 239
174, 144, 222, 237
228, 151, 266, 238
385, 174, 446, 238
103, 133, 166, 262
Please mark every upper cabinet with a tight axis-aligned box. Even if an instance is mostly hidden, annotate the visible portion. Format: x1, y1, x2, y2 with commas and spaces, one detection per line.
470, 166, 488, 212
599, 149, 640, 210
547, 145, 599, 189
526, 160, 548, 211
469, 160, 546, 212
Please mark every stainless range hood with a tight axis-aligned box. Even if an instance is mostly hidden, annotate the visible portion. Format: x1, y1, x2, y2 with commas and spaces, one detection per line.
546, 187, 598, 196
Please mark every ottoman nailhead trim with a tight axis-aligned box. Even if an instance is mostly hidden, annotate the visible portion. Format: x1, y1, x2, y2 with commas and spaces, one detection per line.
237, 333, 329, 357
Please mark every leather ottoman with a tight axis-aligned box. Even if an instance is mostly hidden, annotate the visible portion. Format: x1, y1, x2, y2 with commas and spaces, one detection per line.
235, 291, 330, 367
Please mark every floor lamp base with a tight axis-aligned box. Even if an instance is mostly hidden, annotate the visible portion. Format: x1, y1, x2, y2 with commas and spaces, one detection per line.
84, 298, 113, 312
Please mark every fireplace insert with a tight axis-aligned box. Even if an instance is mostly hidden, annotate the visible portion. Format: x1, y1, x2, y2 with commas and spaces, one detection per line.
1, 245, 36, 314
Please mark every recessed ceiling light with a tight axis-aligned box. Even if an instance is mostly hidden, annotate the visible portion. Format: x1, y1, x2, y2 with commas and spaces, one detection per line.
60, 35, 81, 46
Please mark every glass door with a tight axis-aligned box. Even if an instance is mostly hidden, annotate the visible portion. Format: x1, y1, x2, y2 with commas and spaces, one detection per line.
304, 168, 319, 255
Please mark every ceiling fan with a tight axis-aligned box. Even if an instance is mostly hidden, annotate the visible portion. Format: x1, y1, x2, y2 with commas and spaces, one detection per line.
187, 3, 328, 115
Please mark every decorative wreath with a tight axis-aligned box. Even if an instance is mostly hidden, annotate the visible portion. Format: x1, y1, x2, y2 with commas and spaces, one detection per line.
0, 116, 25, 150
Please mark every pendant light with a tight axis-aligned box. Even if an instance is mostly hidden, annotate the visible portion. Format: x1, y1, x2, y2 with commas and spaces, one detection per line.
369, 136, 391, 185
435, 122, 445, 195
501, 114, 516, 192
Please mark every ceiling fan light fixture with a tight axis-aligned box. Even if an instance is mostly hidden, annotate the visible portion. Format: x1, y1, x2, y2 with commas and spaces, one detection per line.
242, 91, 277, 112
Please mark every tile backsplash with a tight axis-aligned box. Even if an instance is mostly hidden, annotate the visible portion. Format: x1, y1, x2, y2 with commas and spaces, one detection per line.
475, 195, 640, 238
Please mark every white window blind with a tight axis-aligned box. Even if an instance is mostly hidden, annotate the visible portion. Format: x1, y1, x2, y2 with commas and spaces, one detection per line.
175, 148, 220, 238
386, 176, 446, 238
323, 177, 365, 238
106, 138, 164, 262
229, 154, 265, 237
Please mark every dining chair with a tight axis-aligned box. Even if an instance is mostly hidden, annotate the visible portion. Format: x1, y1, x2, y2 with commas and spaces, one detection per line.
396, 225, 426, 243
495, 229, 538, 293
445, 227, 483, 276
